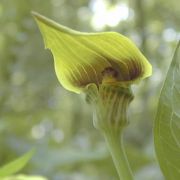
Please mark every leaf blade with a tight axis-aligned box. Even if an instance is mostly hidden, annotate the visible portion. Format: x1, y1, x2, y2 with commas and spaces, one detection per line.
0, 149, 35, 177
154, 41, 180, 180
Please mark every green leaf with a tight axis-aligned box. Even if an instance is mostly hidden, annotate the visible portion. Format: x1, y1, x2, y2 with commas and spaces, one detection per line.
0, 149, 35, 177
154, 41, 180, 179
32, 12, 152, 93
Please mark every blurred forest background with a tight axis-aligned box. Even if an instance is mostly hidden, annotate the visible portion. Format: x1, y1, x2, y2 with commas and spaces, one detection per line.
0, 0, 179, 179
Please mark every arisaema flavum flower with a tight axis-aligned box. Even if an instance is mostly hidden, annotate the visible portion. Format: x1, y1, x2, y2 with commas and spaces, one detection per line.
32, 12, 152, 180
32, 12, 152, 131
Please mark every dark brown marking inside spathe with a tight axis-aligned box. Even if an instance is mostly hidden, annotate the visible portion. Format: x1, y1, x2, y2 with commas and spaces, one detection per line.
73, 57, 142, 88
102, 67, 118, 79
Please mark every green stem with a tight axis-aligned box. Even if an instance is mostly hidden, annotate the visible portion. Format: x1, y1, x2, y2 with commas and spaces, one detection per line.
103, 129, 133, 180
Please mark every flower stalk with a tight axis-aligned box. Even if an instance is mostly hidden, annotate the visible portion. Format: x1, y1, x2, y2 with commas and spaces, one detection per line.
86, 81, 134, 179
103, 129, 133, 180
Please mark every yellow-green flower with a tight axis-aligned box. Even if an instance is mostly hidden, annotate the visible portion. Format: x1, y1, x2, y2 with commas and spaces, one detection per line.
32, 12, 152, 179
32, 12, 152, 94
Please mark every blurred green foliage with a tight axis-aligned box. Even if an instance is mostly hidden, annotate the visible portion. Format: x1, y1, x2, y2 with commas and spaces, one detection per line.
0, 149, 34, 178
0, 0, 179, 179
